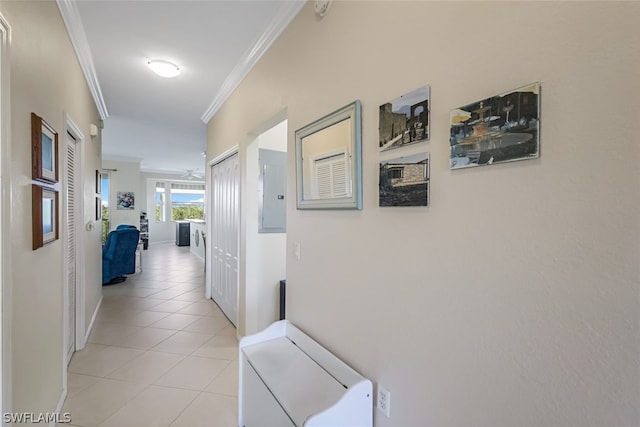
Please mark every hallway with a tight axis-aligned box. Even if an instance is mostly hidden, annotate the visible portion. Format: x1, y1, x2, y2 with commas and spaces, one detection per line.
61, 243, 238, 427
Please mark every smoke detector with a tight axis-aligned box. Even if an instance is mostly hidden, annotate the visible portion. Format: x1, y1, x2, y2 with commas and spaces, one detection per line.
314, 1, 331, 17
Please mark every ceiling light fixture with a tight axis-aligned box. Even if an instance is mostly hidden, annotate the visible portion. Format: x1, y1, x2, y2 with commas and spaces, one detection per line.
147, 59, 180, 78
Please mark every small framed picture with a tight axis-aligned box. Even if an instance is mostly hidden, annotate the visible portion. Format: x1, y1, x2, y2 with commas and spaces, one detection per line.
450, 82, 540, 169
379, 152, 430, 207
379, 85, 430, 152
32, 185, 59, 250
96, 196, 101, 220
31, 113, 59, 184
117, 191, 135, 210
95, 170, 101, 195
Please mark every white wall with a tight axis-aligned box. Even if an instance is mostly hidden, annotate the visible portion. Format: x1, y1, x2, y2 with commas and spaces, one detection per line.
144, 173, 177, 244
0, 0, 102, 415
142, 172, 206, 245
207, 2, 640, 426
102, 159, 141, 229
245, 120, 287, 334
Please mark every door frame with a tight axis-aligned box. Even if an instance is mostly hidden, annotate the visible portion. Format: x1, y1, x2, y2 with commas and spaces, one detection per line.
205, 145, 239, 315
61, 114, 86, 375
0, 12, 12, 419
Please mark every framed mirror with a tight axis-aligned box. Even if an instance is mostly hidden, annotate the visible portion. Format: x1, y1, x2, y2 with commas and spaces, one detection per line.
295, 100, 362, 210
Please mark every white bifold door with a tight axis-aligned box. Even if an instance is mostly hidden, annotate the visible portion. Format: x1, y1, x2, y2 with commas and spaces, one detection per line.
210, 153, 239, 325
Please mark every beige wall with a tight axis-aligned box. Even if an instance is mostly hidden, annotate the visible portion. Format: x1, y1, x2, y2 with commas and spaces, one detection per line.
0, 0, 102, 415
208, 2, 640, 426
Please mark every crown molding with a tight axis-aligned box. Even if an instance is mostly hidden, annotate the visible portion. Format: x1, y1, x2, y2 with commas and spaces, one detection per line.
57, 0, 109, 120
200, 0, 305, 124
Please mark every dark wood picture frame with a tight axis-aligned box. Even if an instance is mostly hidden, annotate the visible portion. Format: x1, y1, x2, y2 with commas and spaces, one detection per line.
95, 170, 101, 195
31, 112, 59, 183
32, 184, 59, 250
96, 196, 101, 220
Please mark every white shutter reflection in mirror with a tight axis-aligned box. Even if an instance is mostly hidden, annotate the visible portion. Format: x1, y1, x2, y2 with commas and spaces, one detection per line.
312, 149, 351, 199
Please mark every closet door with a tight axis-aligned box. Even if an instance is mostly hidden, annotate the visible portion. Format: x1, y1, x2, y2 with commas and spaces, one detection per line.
210, 153, 239, 325
65, 132, 78, 364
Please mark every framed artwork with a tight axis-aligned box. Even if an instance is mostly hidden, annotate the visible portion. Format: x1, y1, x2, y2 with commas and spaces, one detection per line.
117, 191, 135, 210
295, 100, 362, 210
32, 185, 59, 250
379, 85, 430, 152
450, 82, 540, 169
379, 152, 430, 207
95, 170, 101, 194
95, 197, 101, 220
31, 112, 59, 183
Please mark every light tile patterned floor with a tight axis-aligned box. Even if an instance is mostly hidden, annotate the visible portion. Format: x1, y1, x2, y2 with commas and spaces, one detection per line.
61, 243, 238, 427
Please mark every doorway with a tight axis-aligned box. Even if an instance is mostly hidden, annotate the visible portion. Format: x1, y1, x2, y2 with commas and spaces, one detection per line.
63, 115, 86, 363
0, 12, 10, 411
209, 151, 240, 325
244, 120, 287, 335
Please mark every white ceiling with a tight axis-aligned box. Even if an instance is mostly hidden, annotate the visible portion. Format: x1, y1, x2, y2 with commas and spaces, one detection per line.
69, 0, 304, 175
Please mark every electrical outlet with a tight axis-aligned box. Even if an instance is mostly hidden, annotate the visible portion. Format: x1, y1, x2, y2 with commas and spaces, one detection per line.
376, 384, 391, 418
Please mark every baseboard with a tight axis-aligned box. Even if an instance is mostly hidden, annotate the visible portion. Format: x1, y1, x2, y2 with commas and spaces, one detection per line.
50, 297, 102, 427
83, 295, 103, 347
149, 240, 173, 245
50, 387, 67, 427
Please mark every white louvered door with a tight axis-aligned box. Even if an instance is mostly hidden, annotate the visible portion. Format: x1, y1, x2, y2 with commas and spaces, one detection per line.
210, 153, 239, 325
65, 132, 77, 364
313, 151, 349, 199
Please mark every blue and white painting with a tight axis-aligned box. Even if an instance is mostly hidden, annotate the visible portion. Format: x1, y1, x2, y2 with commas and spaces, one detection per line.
117, 191, 135, 210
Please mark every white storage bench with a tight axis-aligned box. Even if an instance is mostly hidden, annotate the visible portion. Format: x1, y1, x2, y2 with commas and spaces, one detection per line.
239, 320, 372, 427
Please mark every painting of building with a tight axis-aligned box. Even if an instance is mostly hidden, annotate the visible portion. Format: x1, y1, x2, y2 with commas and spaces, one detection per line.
379, 152, 429, 207
379, 86, 430, 151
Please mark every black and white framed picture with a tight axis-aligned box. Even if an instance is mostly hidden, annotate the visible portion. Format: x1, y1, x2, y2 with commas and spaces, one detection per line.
379, 85, 430, 152
450, 82, 540, 169
379, 152, 430, 207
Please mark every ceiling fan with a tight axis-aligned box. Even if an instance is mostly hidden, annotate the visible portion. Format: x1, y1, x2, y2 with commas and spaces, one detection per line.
181, 170, 204, 180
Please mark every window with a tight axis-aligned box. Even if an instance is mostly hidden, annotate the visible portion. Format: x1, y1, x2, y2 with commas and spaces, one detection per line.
155, 182, 166, 222
388, 167, 403, 180
170, 183, 205, 220
101, 173, 110, 242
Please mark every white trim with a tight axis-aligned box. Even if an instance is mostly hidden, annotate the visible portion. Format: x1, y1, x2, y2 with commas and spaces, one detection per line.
150, 240, 174, 245
56, 0, 108, 120
50, 389, 67, 427
208, 145, 240, 168
61, 115, 86, 409
200, 0, 305, 124
0, 12, 12, 422
64, 114, 87, 351
83, 296, 102, 346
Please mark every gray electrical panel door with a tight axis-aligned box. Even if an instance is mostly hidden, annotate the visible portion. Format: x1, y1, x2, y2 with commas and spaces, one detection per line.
259, 149, 287, 233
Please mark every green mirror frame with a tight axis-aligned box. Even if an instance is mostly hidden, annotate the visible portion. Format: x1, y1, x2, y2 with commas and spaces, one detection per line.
295, 100, 362, 210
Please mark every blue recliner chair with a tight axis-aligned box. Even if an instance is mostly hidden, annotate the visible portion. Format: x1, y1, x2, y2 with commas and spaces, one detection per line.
102, 226, 140, 285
